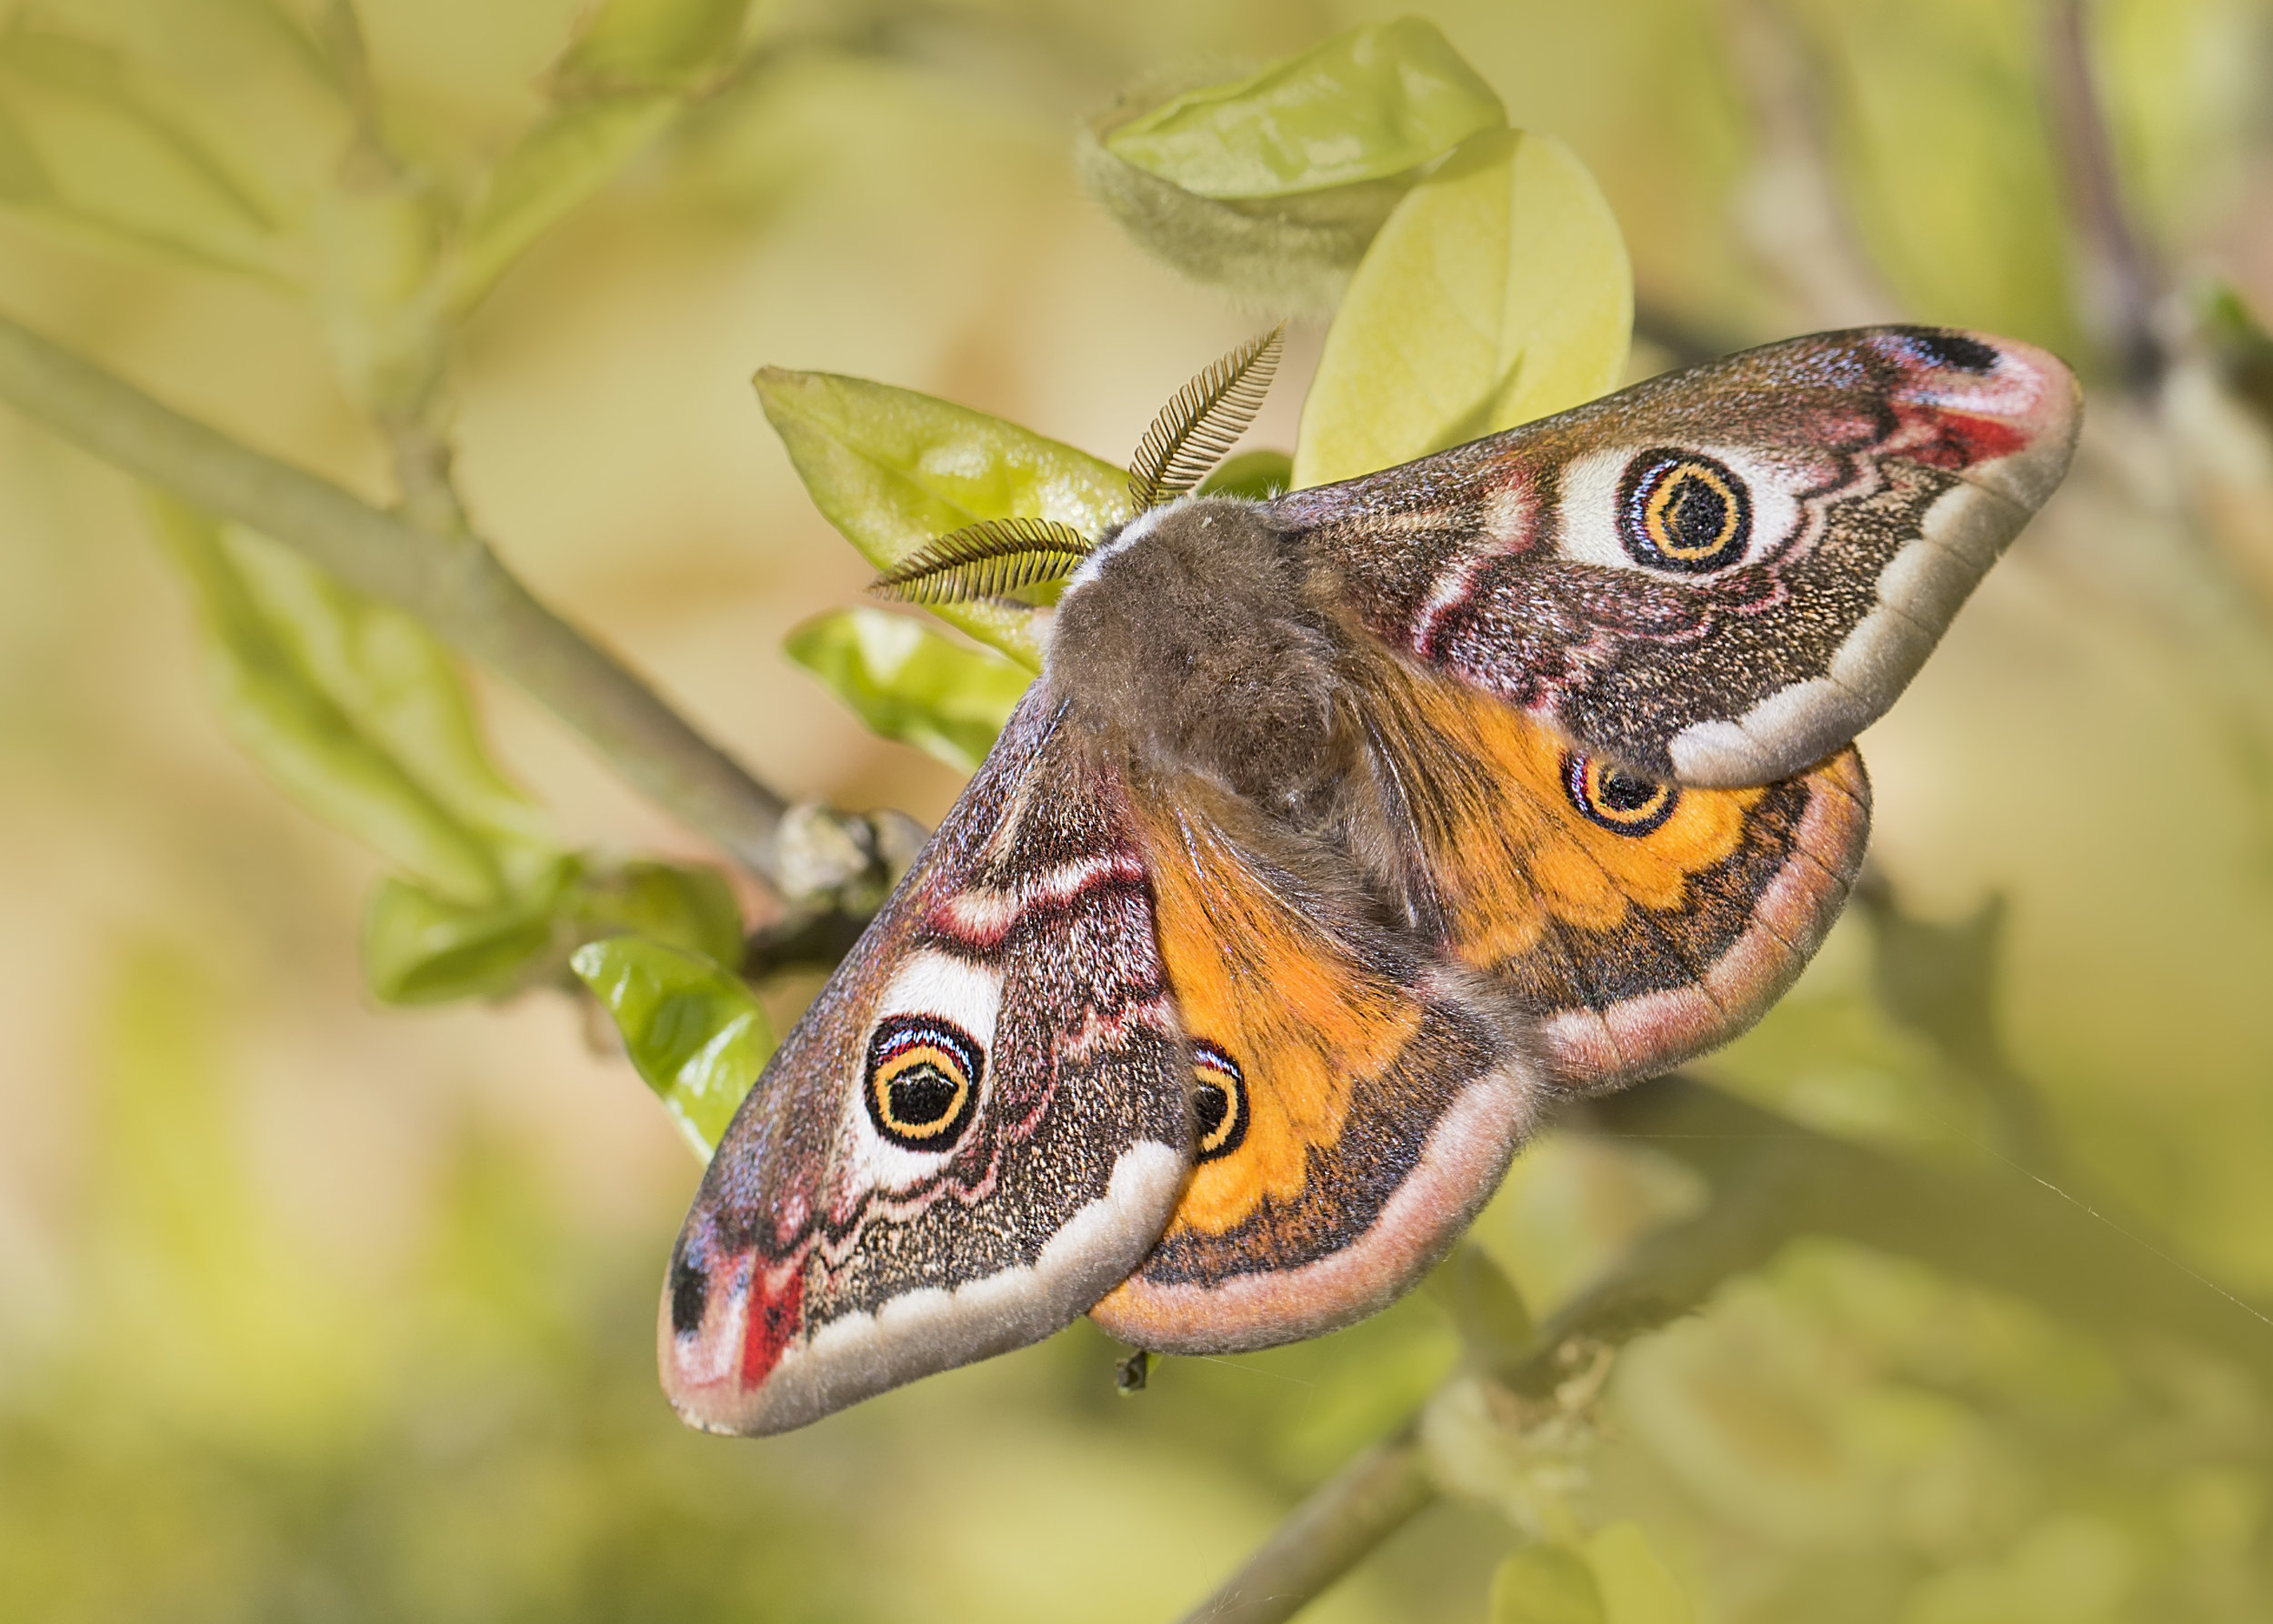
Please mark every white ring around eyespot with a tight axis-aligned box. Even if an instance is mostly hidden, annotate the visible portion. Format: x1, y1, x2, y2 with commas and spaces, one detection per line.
1550, 445, 1813, 576
836, 949, 1004, 1189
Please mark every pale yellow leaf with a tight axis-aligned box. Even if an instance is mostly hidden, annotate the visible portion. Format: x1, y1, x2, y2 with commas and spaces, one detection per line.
1294, 128, 1631, 488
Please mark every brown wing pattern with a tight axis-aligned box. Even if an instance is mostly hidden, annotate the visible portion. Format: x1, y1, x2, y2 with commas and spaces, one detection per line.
666, 326, 2067, 1425
1344, 647, 1869, 1091
663, 691, 1191, 1434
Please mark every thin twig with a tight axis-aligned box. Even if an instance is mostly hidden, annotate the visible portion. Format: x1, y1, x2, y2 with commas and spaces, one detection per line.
382, 412, 476, 538
1174, 1435, 1434, 1624
2044, 0, 2164, 391
742, 906, 870, 980
0, 308, 793, 888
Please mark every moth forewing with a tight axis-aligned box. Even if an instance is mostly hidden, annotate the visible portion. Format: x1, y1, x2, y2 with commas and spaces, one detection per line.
1265, 325, 2081, 787
660, 691, 1192, 1436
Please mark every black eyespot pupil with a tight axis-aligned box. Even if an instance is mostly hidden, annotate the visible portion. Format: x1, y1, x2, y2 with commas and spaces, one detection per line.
669, 1256, 708, 1336
864, 1015, 984, 1150
1618, 449, 1751, 574
1189, 1041, 1247, 1161
1597, 770, 1660, 812
889, 1064, 960, 1128
1564, 753, 1678, 835
1661, 479, 1727, 553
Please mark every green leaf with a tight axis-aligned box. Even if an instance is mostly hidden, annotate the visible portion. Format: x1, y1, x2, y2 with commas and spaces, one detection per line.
1491, 1545, 1607, 1624
0, 19, 291, 280
1427, 1241, 1535, 1370
1196, 447, 1293, 500
0, 92, 55, 204
568, 860, 746, 971
572, 936, 773, 1157
1583, 1524, 1693, 1624
784, 608, 1032, 771
1080, 17, 1507, 313
1104, 17, 1504, 199
363, 865, 573, 1007
1076, 130, 1403, 316
1294, 128, 1631, 488
150, 496, 546, 906
213, 517, 550, 862
551, 0, 751, 96
756, 368, 1129, 671
447, 91, 678, 314
2198, 279, 2273, 426
362, 857, 745, 1008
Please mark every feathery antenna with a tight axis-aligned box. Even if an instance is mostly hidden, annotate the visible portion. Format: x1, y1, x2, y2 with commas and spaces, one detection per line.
867, 516, 1095, 606
1126, 324, 1286, 512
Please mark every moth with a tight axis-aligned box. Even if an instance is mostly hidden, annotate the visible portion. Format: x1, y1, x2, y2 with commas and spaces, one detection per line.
666, 324, 2078, 1434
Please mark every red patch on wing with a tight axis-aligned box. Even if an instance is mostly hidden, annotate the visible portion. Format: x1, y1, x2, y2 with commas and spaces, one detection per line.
740, 1262, 805, 1388
1929, 408, 2027, 468
1892, 405, 2028, 473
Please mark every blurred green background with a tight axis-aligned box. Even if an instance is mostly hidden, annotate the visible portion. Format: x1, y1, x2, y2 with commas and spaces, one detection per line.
5, 1, 2273, 1619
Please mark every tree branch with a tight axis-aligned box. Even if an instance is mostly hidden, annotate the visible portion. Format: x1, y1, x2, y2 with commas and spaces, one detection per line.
1174, 1435, 1434, 1624
1531, 1076, 2273, 1389
0, 307, 793, 889
1182, 1070, 2273, 1623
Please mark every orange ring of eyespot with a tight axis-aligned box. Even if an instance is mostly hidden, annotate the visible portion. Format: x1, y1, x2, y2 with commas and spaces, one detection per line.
865, 1016, 982, 1149
1644, 461, 1742, 561
1618, 449, 1752, 573
1191, 1041, 1247, 1162
1565, 753, 1678, 836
